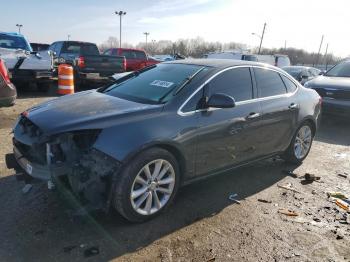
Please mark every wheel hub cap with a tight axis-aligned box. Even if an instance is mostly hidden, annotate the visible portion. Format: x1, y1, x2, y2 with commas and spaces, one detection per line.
294, 125, 312, 159
130, 159, 175, 216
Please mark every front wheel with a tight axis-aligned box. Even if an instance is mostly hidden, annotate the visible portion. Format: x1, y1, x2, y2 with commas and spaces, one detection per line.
113, 148, 180, 223
282, 122, 314, 164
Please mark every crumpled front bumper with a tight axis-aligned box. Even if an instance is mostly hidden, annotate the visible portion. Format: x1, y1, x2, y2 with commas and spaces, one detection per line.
12, 144, 70, 180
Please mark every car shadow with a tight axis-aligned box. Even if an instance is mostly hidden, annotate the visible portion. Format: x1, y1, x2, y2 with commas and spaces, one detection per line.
0, 159, 296, 261
315, 114, 350, 146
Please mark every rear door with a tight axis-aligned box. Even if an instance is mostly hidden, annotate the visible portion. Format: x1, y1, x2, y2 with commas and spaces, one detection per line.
193, 67, 263, 176
253, 67, 299, 154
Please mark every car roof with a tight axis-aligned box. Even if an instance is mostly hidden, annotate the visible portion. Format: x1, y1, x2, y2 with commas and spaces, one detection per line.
166, 58, 276, 69
283, 66, 318, 70
0, 32, 24, 37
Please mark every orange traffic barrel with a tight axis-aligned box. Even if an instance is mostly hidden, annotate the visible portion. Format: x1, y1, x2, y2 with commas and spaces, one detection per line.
57, 64, 74, 95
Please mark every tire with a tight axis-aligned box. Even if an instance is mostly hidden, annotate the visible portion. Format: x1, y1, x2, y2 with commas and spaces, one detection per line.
113, 148, 180, 223
37, 82, 50, 92
282, 122, 314, 164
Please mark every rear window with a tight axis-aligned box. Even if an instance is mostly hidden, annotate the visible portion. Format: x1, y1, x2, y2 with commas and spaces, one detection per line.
121, 50, 147, 60
62, 43, 99, 55
103, 63, 205, 104
0, 34, 31, 51
254, 68, 287, 97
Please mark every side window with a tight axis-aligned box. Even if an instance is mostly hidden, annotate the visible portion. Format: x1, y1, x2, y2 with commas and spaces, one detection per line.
54, 42, 63, 55
182, 90, 204, 112
254, 68, 287, 97
281, 74, 297, 93
49, 43, 56, 52
135, 51, 147, 59
104, 49, 112, 56
209, 68, 253, 102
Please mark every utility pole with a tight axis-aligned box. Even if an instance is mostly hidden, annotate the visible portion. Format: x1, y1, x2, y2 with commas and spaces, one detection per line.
67, 34, 71, 41
16, 24, 23, 34
324, 43, 329, 70
258, 22, 266, 55
284, 40, 287, 50
144, 32, 150, 49
314, 35, 324, 67
115, 11, 127, 48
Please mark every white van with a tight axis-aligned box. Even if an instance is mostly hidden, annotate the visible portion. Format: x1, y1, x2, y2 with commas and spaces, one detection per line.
205, 51, 258, 62
256, 54, 291, 67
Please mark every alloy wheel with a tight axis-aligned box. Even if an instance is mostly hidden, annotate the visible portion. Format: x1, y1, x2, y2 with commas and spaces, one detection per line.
130, 159, 176, 215
294, 125, 312, 159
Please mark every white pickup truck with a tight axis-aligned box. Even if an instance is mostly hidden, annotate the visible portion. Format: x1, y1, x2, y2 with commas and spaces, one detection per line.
0, 32, 53, 91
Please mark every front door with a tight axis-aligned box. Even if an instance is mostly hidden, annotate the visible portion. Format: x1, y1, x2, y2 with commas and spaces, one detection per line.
194, 67, 263, 176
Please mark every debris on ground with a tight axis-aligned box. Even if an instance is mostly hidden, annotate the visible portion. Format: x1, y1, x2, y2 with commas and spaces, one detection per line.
278, 209, 299, 217
84, 246, 99, 258
277, 183, 300, 193
63, 245, 78, 253
337, 173, 348, 179
228, 193, 241, 204
301, 173, 321, 184
22, 184, 33, 194
282, 170, 298, 178
335, 199, 350, 211
334, 153, 347, 159
258, 199, 272, 204
327, 192, 347, 200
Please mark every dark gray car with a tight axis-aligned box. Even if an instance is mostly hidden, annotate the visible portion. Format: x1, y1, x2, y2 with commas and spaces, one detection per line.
283, 66, 321, 85
6, 59, 321, 222
304, 60, 350, 116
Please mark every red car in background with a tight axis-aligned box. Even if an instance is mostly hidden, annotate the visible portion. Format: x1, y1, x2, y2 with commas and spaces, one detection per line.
103, 48, 160, 71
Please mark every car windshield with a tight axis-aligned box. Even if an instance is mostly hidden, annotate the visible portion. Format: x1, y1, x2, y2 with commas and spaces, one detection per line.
62, 42, 100, 55
103, 63, 205, 104
0, 34, 32, 51
325, 62, 350, 77
284, 68, 302, 78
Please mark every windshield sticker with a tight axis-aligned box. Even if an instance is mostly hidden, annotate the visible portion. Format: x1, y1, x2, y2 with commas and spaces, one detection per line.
150, 80, 174, 88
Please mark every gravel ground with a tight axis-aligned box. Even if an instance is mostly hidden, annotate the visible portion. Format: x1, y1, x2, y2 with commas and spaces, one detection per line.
0, 90, 349, 262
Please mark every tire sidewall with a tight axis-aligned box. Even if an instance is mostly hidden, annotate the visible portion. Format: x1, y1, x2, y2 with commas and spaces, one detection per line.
113, 148, 180, 222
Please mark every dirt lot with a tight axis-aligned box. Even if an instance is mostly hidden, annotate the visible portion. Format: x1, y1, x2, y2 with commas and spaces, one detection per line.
0, 90, 350, 262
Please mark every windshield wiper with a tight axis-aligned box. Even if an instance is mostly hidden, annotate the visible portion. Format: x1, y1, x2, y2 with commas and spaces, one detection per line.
98, 65, 158, 93
158, 67, 206, 103
173, 67, 206, 95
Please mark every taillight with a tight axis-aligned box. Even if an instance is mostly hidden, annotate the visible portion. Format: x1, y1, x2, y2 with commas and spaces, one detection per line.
77, 56, 85, 68
123, 58, 127, 71
319, 97, 322, 106
0, 59, 11, 84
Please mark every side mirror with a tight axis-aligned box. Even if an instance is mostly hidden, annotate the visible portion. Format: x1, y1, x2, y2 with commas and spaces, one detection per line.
301, 75, 308, 79
319, 71, 325, 75
207, 93, 235, 109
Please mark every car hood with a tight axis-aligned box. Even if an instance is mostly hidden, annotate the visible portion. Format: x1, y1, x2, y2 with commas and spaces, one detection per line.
306, 76, 350, 89
25, 90, 163, 135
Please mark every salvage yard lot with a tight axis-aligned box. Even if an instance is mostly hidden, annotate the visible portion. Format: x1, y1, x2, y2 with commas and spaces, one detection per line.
0, 91, 350, 262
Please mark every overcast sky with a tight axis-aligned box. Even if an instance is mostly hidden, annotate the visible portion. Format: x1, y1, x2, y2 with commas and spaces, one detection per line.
1, 0, 349, 57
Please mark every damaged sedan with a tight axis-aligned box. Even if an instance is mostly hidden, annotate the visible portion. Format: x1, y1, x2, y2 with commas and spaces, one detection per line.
6, 60, 321, 222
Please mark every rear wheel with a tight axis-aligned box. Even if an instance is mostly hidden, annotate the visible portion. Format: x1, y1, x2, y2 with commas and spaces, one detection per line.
282, 122, 314, 164
113, 148, 180, 223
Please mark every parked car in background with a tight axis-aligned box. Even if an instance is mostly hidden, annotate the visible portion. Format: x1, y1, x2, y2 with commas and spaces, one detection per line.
49, 41, 126, 89
103, 48, 160, 71
256, 54, 291, 67
283, 66, 321, 85
0, 58, 16, 107
304, 60, 350, 116
204, 51, 258, 61
7, 59, 321, 222
0, 32, 53, 92
30, 43, 50, 52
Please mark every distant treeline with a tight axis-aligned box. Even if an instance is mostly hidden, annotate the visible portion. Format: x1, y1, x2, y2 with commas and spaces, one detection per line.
99, 36, 343, 65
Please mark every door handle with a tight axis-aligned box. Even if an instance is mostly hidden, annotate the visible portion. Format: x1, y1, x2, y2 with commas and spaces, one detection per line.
246, 112, 260, 119
289, 103, 298, 110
